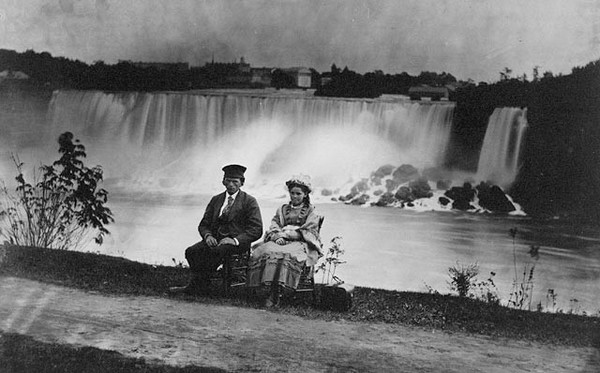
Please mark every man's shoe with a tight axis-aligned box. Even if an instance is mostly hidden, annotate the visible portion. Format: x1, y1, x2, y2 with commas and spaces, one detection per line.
263, 292, 280, 308
263, 296, 274, 308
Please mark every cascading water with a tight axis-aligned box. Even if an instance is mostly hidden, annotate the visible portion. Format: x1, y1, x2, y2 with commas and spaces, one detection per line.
47, 90, 455, 198
476, 107, 528, 188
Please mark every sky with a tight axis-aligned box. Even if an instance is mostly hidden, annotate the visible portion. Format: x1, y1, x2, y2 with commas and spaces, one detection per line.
1, 0, 599, 82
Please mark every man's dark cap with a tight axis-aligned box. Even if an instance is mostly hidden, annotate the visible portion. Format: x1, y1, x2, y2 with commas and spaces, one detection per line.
222, 164, 247, 179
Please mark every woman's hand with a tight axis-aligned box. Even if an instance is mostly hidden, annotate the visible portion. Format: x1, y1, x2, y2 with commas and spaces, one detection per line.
275, 238, 286, 245
283, 230, 301, 241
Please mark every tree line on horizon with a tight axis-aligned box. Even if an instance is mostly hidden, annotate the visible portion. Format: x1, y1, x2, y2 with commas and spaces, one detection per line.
0, 48, 458, 94
0, 49, 190, 91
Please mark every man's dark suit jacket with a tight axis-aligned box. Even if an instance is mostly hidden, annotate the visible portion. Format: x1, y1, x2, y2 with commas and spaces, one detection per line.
197, 190, 263, 250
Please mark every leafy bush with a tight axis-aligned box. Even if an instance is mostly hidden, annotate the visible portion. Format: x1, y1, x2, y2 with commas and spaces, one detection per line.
447, 261, 499, 304
470, 271, 500, 305
0, 132, 113, 250
447, 261, 479, 297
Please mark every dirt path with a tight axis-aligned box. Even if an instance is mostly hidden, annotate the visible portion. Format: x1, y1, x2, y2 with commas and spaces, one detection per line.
0, 277, 598, 372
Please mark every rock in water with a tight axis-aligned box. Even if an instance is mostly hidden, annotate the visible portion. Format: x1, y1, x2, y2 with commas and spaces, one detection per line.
374, 192, 397, 206
445, 183, 476, 210
476, 183, 516, 213
392, 164, 419, 184
409, 178, 433, 199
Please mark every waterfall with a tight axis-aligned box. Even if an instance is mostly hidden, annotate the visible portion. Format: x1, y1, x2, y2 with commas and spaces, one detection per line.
476, 107, 528, 187
46, 90, 455, 197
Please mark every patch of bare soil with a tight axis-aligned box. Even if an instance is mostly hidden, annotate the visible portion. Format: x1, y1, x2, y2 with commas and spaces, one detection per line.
1, 277, 598, 372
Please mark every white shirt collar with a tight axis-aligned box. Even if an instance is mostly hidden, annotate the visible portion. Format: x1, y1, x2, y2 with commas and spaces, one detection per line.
226, 190, 239, 200
220, 190, 240, 216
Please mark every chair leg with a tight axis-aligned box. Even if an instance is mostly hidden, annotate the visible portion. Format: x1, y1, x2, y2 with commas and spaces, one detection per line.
220, 251, 250, 298
223, 256, 231, 296
274, 283, 282, 306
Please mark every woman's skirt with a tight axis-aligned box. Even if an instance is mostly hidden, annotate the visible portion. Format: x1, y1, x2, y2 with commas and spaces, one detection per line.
246, 241, 308, 290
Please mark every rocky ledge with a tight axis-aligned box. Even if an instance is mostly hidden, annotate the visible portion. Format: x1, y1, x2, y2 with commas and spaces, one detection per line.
327, 164, 519, 214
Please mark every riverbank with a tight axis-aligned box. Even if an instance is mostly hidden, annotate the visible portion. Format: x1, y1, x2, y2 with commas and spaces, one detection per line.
1, 244, 598, 344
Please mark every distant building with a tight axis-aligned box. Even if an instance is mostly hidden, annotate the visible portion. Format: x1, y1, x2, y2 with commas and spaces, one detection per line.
237, 57, 251, 74
320, 72, 332, 86
444, 82, 462, 91
408, 86, 449, 101
125, 61, 190, 73
202, 57, 253, 86
281, 67, 312, 88
227, 75, 252, 85
251, 67, 273, 86
197, 57, 315, 89
0, 70, 30, 81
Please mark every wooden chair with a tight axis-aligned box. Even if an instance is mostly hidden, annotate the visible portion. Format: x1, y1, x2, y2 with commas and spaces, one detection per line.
293, 215, 324, 300
265, 215, 324, 304
220, 249, 250, 295
221, 215, 324, 298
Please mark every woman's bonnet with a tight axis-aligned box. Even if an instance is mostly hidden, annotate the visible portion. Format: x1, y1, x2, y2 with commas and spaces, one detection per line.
285, 174, 312, 193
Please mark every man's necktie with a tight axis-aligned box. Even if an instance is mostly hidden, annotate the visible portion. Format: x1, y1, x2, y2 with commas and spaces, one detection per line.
221, 196, 234, 217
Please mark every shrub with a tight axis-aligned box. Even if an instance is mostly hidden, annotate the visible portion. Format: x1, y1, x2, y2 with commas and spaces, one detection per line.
471, 271, 500, 305
316, 236, 345, 285
447, 261, 479, 297
545, 288, 558, 312
444, 261, 500, 304
0, 132, 114, 250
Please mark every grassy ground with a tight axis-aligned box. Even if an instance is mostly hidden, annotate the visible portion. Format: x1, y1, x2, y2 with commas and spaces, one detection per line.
1, 244, 599, 351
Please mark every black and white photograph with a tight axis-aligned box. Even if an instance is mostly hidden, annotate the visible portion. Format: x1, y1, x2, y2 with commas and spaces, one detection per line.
0, 0, 599, 371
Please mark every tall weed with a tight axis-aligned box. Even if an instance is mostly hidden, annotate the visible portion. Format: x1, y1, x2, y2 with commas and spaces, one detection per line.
508, 228, 540, 310
316, 236, 345, 285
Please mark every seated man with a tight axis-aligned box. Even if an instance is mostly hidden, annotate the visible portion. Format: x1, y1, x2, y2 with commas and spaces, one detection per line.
171, 164, 263, 295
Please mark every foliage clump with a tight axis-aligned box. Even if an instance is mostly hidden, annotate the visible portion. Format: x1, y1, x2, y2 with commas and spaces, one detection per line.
444, 227, 545, 311
316, 236, 346, 285
0, 132, 113, 250
447, 261, 499, 304
448, 261, 479, 297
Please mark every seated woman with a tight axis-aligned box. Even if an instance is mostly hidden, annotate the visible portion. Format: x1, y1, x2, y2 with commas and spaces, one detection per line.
247, 175, 323, 307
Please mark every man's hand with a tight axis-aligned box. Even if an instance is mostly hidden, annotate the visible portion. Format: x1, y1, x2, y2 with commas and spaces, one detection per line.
218, 237, 237, 246
205, 236, 218, 247
275, 238, 286, 245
